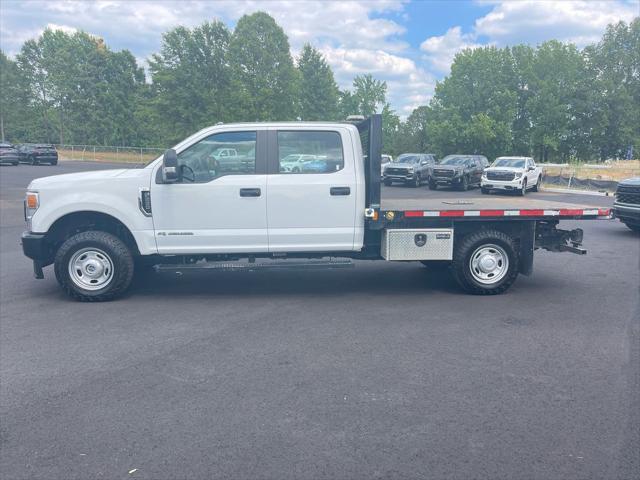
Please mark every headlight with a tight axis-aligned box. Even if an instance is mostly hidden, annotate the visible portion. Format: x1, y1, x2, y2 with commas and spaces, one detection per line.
514, 172, 523, 179
25, 191, 39, 226
407, 167, 414, 173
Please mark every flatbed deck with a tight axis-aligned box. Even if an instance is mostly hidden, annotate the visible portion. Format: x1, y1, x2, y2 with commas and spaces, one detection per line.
380, 191, 611, 220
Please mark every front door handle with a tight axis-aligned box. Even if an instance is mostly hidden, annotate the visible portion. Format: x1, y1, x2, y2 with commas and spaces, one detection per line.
330, 187, 351, 196
240, 188, 261, 197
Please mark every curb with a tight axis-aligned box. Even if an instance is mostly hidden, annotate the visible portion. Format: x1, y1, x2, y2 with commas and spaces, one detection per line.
542, 187, 612, 197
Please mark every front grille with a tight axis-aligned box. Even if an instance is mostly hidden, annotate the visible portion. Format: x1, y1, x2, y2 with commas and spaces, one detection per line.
487, 171, 516, 181
386, 168, 409, 175
616, 184, 640, 205
433, 169, 455, 178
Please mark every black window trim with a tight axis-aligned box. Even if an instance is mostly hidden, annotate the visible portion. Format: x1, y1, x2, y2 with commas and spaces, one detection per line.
268, 129, 346, 175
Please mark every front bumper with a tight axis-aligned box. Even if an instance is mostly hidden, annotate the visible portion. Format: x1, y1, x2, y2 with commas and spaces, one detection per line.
613, 203, 640, 225
384, 173, 416, 182
481, 177, 523, 190
0, 155, 19, 163
432, 175, 462, 185
21, 232, 49, 278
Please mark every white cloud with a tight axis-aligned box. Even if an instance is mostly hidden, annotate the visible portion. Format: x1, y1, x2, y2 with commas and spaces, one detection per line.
0, 0, 425, 115
420, 26, 483, 74
418, 0, 637, 78
319, 46, 436, 116
474, 0, 639, 47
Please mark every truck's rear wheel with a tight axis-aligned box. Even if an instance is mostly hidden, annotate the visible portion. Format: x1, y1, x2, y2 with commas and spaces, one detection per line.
54, 230, 134, 302
451, 230, 519, 295
428, 180, 437, 190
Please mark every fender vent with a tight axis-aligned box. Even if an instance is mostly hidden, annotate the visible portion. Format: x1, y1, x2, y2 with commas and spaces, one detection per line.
139, 190, 152, 216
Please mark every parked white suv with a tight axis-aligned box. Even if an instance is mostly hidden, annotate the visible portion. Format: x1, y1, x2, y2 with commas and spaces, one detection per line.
482, 157, 542, 196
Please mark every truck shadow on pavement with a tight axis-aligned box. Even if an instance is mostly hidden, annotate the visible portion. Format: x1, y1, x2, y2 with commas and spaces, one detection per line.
128, 264, 463, 299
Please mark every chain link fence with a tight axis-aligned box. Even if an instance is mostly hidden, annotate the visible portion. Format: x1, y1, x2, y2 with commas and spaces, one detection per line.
55, 144, 166, 165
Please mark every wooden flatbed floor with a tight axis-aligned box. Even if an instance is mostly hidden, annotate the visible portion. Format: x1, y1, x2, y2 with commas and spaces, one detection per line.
380, 190, 611, 219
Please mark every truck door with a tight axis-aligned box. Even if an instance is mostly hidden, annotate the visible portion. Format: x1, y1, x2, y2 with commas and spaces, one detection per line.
150, 129, 268, 254
266, 128, 359, 252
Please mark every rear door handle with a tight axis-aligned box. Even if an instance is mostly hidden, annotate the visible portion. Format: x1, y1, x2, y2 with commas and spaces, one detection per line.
240, 188, 261, 197
330, 187, 350, 196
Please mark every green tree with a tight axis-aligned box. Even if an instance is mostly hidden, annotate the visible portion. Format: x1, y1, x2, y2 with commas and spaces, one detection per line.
0, 51, 30, 142
227, 12, 298, 121
352, 74, 386, 116
17, 29, 144, 145
584, 18, 640, 159
149, 21, 231, 144
296, 44, 339, 120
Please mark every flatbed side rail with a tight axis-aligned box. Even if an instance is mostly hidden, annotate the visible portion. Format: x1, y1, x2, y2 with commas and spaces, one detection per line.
397, 207, 612, 220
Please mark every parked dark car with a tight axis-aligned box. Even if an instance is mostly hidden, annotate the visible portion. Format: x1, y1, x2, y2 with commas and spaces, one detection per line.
383, 153, 437, 187
429, 154, 488, 191
17, 144, 58, 165
613, 177, 640, 232
0, 143, 20, 166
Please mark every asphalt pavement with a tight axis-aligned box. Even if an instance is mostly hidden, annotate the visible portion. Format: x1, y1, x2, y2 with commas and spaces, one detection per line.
1, 161, 638, 480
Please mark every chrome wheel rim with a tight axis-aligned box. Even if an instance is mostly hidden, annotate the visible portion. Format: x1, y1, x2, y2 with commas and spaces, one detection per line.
469, 244, 509, 285
68, 248, 114, 290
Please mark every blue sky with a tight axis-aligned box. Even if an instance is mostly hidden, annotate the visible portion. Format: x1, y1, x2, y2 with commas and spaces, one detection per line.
1, 0, 638, 116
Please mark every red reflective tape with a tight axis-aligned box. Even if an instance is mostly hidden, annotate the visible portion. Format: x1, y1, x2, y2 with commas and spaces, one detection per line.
479, 210, 505, 217
559, 209, 583, 216
404, 211, 424, 217
519, 209, 545, 216
440, 210, 465, 217
598, 208, 611, 216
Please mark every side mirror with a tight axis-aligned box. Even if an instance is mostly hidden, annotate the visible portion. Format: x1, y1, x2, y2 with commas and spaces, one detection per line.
528, 166, 535, 171
421, 160, 428, 165
162, 149, 179, 183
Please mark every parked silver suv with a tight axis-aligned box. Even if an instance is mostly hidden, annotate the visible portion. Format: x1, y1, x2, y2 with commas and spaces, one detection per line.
383, 153, 437, 187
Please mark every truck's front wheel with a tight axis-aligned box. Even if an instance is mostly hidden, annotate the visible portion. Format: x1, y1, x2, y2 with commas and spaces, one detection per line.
451, 230, 519, 295
54, 231, 134, 302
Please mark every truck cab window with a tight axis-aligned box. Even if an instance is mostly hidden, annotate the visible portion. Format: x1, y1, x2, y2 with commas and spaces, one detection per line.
278, 131, 344, 174
176, 131, 256, 183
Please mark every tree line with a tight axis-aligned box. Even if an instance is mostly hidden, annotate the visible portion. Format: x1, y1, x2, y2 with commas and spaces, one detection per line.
1, 12, 637, 161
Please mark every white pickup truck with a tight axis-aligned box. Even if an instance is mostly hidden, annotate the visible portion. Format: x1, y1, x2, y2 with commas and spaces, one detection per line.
22, 116, 610, 301
481, 156, 543, 195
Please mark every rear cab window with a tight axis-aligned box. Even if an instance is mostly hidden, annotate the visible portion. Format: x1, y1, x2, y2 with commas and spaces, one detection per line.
277, 131, 344, 174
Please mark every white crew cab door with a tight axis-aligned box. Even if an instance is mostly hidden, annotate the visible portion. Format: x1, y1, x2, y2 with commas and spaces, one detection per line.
151, 128, 268, 254
266, 127, 360, 252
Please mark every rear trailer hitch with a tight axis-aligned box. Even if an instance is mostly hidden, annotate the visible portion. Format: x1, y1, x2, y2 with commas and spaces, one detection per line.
535, 222, 586, 255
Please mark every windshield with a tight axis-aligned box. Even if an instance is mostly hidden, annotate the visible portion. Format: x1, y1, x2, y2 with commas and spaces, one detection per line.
440, 156, 470, 166
394, 154, 419, 164
492, 158, 526, 168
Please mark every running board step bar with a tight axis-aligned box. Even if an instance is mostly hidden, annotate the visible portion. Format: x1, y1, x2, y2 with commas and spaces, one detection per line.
154, 258, 354, 273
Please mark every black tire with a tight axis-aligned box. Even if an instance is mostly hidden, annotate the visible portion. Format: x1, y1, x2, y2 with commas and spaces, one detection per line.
451, 230, 519, 295
54, 230, 134, 302
420, 260, 451, 270
481, 187, 490, 194
623, 222, 640, 233
428, 180, 437, 190
29, 155, 38, 166
50, 160, 58, 166
384, 179, 392, 186
12, 161, 18, 166
518, 179, 527, 196
531, 176, 540, 192
413, 174, 421, 188
458, 175, 469, 191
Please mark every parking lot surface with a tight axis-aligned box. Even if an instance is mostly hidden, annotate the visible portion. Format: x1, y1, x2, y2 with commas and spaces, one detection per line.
1, 162, 638, 480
